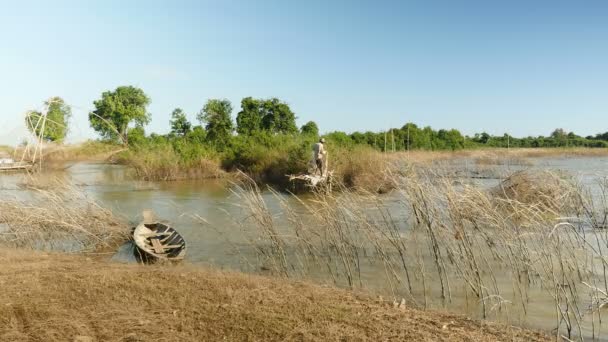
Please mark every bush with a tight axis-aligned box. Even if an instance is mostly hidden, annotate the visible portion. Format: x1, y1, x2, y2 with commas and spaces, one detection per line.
222, 133, 315, 187
118, 137, 223, 181
330, 145, 397, 193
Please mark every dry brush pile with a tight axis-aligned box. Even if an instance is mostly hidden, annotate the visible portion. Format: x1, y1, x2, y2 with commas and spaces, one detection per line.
231, 167, 608, 340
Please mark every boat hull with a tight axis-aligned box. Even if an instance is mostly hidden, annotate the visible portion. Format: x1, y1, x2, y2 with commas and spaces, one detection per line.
132, 222, 186, 263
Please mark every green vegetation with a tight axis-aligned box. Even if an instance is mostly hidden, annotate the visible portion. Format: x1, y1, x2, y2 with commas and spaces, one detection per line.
115, 127, 224, 181
236, 97, 298, 135
25, 84, 602, 185
100, 94, 318, 183
89, 86, 151, 145
25, 97, 72, 143
329, 124, 608, 151
169, 108, 192, 136
300, 121, 319, 137
198, 99, 234, 150
469, 128, 608, 148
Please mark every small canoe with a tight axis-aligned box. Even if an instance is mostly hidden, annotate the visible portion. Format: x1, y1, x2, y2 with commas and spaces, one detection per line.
133, 221, 186, 263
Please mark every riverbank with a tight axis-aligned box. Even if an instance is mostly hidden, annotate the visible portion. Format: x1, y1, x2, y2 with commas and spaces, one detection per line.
103, 144, 608, 192
23, 141, 608, 192
0, 248, 548, 342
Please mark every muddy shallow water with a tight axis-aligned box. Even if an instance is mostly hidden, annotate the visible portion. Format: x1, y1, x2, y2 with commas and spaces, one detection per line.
3, 156, 608, 340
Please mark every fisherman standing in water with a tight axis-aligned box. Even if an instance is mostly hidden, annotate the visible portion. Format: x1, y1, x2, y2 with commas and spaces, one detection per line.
313, 138, 327, 176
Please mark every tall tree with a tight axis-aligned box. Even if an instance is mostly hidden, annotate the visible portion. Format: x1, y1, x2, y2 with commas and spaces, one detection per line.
300, 121, 319, 137
260, 98, 298, 134
89, 86, 151, 145
197, 99, 233, 149
170, 108, 192, 136
400, 123, 421, 149
25, 97, 72, 143
236, 97, 263, 135
551, 128, 568, 146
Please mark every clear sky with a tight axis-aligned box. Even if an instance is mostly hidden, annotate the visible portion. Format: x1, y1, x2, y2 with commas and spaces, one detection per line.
0, 0, 607, 145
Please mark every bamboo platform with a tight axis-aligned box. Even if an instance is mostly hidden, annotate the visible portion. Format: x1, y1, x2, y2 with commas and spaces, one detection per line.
288, 171, 334, 192
0, 162, 33, 172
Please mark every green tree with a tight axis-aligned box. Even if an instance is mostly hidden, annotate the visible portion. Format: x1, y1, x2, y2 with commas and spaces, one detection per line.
325, 131, 353, 147
400, 123, 421, 149
551, 128, 568, 146
170, 108, 192, 136
300, 121, 319, 136
441, 129, 465, 150
236, 97, 263, 135
89, 86, 151, 145
260, 98, 298, 134
186, 125, 207, 144
472, 132, 491, 144
197, 99, 233, 149
594, 132, 608, 141
25, 97, 72, 143
350, 132, 366, 145
126, 126, 146, 146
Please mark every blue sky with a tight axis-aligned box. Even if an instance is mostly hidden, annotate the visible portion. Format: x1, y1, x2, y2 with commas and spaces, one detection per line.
0, 0, 607, 145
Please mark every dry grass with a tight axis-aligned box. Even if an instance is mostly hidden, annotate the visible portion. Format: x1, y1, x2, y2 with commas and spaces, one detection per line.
0, 179, 128, 253
8, 141, 125, 172
128, 156, 226, 181
474, 155, 533, 167
331, 147, 400, 193
491, 170, 579, 216
392, 147, 608, 165
0, 145, 13, 155
18, 141, 125, 163
506, 147, 608, 158
232, 166, 608, 340
0, 248, 549, 342
116, 145, 226, 181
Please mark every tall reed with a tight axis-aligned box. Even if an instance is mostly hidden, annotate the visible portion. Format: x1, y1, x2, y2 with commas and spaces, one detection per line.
0, 178, 128, 253
229, 166, 608, 340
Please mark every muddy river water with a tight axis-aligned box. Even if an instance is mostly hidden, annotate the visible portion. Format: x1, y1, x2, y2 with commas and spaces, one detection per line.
2, 156, 608, 340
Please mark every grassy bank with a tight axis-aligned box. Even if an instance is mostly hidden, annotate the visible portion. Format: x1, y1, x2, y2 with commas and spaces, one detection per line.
402, 146, 608, 162
114, 133, 400, 192
41, 140, 125, 161
14, 140, 124, 170
115, 143, 225, 181
34, 136, 608, 192
0, 145, 12, 154
116, 133, 608, 188
0, 248, 548, 342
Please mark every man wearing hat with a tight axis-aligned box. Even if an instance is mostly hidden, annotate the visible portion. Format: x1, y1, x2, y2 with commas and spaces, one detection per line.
312, 138, 327, 176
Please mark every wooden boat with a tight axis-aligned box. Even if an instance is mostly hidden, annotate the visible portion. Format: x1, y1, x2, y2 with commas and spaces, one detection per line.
132, 214, 186, 263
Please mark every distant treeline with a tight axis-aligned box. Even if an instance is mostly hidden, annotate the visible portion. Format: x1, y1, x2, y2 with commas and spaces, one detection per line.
27, 85, 608, 151
326, 125, 608, 151
25, 86, 608, 184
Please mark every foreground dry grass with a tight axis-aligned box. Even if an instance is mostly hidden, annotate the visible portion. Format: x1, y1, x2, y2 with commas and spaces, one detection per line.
0, 249, 548, 342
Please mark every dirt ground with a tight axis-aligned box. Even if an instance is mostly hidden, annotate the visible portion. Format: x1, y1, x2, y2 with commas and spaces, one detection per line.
0, 248, 549, 342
